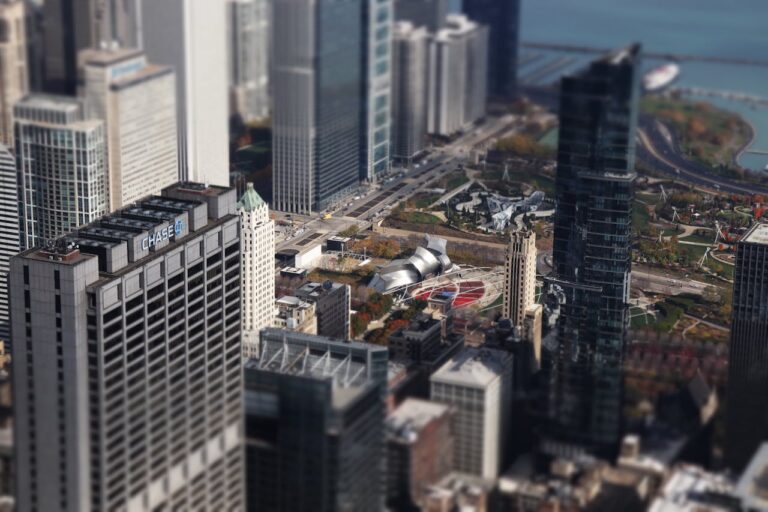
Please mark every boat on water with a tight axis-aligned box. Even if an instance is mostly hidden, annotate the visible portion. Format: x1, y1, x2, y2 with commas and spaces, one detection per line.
643, 63, 681, 92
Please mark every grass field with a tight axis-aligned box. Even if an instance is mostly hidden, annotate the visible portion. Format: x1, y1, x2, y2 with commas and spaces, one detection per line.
630, 306, 656, 329
633, 201, 652, 234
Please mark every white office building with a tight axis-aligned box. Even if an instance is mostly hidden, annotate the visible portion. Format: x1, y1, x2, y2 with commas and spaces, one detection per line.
82, 48, 179, 210
228, 0, 270, 123
238, 182, 275, 357
0, 0, 28, 147
141, 0, 230, 186
503, 228, 536, 327
15, 94, 108, 249
430, 347, 512, 479
391, 21, 429, 165
427, 14, 488, 136
0, 145, 17, 344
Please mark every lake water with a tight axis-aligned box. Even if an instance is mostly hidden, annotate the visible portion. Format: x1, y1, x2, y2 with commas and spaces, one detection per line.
454, 0, 768, 171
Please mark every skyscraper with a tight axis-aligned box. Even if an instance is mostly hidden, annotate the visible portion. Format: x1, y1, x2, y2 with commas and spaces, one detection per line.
427, 14, 488, 136
544, 45, 641, 458
503, 228, 536, 327
272, 0, 363, 214
15, 94, 108, 249
461, 0, 521, 100
394, 0, 448, 32
10, 182, 244, 511
391, 21, 429, 166
41, 0, 92, 94
246, 328, 388, 511
228, 0, 270, 123
92, 0, 140, 49
0, 145, 17, 344
430, 347, 513, 479
725, 223, 768, 471
294, 281, 351, 340
361, 0, 392, 181
141, 0, 230, 186
238, 182, 275, 358
81, 48, 178, 210
0, 0, 28, 147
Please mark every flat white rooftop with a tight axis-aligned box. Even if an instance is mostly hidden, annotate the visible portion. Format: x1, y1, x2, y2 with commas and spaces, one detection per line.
430, 347, 510, 389
743, 223, 768, 245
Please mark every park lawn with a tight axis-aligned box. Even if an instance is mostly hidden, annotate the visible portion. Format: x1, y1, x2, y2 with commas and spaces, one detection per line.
679, 232, 715, 245
630, 306, 656, 329
633, 201, 652, 234
394, 211, 443, 225
636, 192, 663, 207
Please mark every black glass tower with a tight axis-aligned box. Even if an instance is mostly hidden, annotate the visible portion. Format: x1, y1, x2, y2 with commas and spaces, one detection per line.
461, 0, 520, 100
725, 224, 768, 471
544, 44, 641, 458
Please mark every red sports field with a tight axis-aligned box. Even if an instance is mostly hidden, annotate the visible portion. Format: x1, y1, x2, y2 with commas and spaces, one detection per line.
414, 280, 485, 308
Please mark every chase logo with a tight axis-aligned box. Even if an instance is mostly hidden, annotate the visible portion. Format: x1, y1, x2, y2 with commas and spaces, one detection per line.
141, 220, 185, 250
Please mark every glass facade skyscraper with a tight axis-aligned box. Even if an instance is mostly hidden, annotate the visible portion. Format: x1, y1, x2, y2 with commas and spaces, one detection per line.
461, 0, 520, 100
725, 223, 768, 471
272, 0, 363, 213
544, 44, 641, 458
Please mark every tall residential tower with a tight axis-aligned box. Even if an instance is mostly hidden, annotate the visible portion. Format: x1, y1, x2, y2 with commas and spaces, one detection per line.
0, 0, 28, 147
228, 0, 270, 123
544, 45, 641, 458
503, 228, 536, 327
0, 145, 17, 343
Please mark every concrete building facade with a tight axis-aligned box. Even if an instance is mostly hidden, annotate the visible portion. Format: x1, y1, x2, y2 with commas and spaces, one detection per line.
294, 281, 351, 340
391, 21, 428, 165
10, 182, 244, 511
141, 0, 230, 186
82, 48, 179, 210
0, 145, 17, 343
15, 94, 107, 249
430, 347, 512, 479
0, 0, 28, 147
503, 228, 536, 327
237, 183, 275, 358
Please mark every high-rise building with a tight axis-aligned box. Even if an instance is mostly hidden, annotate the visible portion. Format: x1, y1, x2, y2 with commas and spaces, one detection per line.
0, 0, 28, 147
93, 0, 140, 49
361, 0, 392, 181
246, 328, 388, 511
394, 0, 448, 32
0, 145, 17, 343
391, 21, 428, 166
81, 48, 179, 210
238, 182, 275, 358
15, 94, 108, 249
141, 0, 229, 186
41, 0, 92, 94
430, 346, 513, 479
272, 0, 363, 214
294, 281, 351, 340
461, 0, 521, 100
427, 14, 488, 136
725, 223, 768, 471
227, 0, 269, 123
10, 182, 244, 511
385, 398, 454, 510
523, 303, 543, 368
544, 45, 641, 458
503, 228, 536, 327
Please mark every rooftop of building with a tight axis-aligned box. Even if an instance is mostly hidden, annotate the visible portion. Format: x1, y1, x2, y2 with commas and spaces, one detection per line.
742, 222, 768, 245
16, 93, 82, 113
19, 182, 237, 276
430, 346, 511, 388
736, 442, 768, 511
648, 465, 738, 512
80, 47, 144, 66
386, 398, 451, 442
276, 295, 313, 310
295, 280, 345, 298
236, 182, 266, 212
